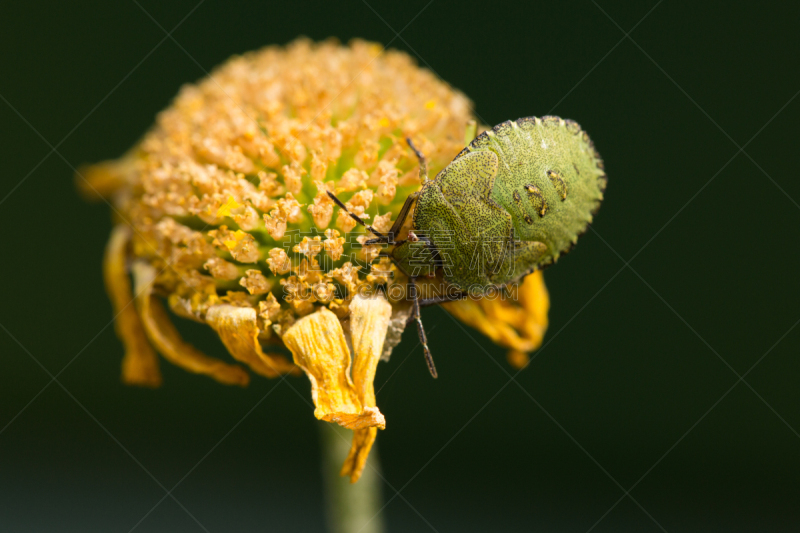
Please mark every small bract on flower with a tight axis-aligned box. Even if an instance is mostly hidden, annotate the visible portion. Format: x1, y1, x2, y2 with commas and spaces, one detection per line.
81, 39, 550, 482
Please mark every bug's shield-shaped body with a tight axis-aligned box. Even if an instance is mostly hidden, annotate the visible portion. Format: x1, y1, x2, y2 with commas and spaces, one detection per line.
392, 116, 606, 291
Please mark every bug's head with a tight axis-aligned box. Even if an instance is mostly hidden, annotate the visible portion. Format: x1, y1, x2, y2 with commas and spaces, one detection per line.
389, 235, 439, 279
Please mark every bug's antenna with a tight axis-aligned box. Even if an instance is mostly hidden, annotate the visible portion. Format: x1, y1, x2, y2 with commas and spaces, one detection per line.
406, 138, 428, 183
409, 276, 438, 378
326, 191, 390, 242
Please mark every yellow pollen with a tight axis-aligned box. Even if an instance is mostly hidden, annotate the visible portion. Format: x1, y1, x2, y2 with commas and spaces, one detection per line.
216, 195, 241, 218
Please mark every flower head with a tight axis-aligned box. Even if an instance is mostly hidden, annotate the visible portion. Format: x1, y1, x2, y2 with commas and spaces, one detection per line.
82, 39, 549, 482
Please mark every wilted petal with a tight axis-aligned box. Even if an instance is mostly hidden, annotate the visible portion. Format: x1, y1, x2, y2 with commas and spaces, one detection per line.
283, 307, 384, 430
519, 270, 550, 344
506, 350, 530, 370
444, 271, 549, 362
77, 157, 134, 201
349, 294, 392, 409
206, 304, 299, 378
325, 407, 385, 431
340, 427, 377, 484
103, 225, 161, 387
339, 293, 392, 482
132, 261, 250, 386
444, 299, 533, 352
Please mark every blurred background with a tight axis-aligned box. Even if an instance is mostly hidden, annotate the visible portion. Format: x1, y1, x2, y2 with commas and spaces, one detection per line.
2, 0, 799, 531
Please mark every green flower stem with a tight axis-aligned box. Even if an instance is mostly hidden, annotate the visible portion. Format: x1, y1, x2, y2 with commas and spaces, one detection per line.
320, 422, 386, 533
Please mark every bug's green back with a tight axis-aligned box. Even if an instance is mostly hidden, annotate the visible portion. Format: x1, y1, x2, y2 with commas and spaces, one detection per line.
459, 116, 606, 266
393, 116, 606, 291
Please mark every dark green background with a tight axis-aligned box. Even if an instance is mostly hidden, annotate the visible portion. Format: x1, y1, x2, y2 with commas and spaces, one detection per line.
2, 1, 799, 531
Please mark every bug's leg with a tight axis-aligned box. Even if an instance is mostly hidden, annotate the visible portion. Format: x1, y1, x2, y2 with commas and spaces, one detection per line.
464, 119, 477, 145
409, 276, 438, 378
386, 190, 419, 240
326, 191, 391, 243
406, 138, 429, 183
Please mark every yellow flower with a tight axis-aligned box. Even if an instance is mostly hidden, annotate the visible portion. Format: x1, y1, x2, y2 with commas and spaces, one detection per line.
81, 39, 549, 482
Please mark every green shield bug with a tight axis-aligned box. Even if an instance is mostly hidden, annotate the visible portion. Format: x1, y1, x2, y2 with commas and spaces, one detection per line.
329, 116, 606, 377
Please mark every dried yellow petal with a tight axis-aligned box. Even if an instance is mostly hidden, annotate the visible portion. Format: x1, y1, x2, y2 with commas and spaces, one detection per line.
349, 294, 392, 412
103, 225, 161, 387
206, 304, 298, 378
340, 427, 377, 483
283, 306, 358, 415
506, 350, 530, 370
342, 294, 392, 483
77, 157, 133, 201
282, 307, 385, 430
132, 261, 250, 386
519, 269, 550, 343
443, 271, 549, 360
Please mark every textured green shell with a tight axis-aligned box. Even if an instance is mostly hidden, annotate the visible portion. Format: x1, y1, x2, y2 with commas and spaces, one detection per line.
393, 116, 606, 291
